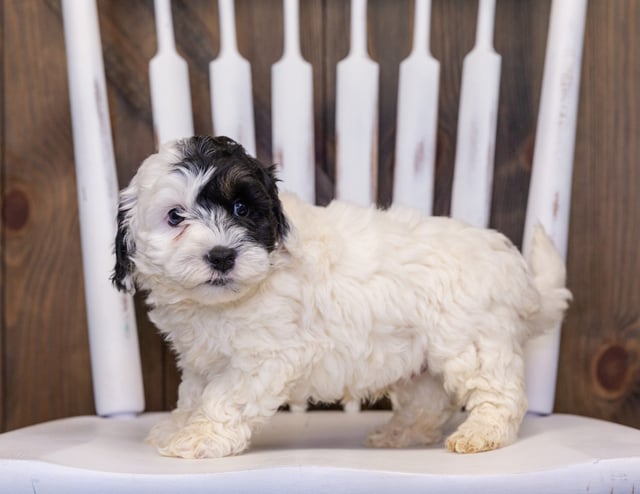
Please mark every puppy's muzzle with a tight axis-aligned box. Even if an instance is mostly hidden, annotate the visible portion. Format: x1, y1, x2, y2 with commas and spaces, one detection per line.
206, 246, 237, 274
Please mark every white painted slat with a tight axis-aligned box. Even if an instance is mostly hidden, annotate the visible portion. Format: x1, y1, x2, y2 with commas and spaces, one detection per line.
450, 0, 501, 228
271, 0, 315, 204
523, 0, 588, 415
335, 0, 380, 412
335, 0, 379, 207
149, 0, 194, 147
392, 0, 439, 216
61, 0, 145, 417
210, 0, 256, 156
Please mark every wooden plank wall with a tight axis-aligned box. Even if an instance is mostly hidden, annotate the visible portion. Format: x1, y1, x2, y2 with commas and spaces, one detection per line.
1, 0, 639, 432
0, 0, 4, 433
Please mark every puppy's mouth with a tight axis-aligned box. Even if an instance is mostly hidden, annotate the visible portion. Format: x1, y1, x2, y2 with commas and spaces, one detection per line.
206, 277, 229, 287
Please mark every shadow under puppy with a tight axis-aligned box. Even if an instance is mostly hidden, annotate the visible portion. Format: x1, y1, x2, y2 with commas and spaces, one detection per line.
113, 135, 571, 459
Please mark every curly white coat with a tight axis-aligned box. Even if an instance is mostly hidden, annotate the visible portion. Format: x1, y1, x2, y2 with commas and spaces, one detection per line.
120, 144, 571, 459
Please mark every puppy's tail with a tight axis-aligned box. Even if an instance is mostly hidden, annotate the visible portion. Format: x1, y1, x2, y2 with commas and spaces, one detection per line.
526, 225, 572, 335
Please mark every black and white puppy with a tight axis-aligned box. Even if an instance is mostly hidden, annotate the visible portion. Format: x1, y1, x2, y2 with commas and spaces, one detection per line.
113, 135, 571, 459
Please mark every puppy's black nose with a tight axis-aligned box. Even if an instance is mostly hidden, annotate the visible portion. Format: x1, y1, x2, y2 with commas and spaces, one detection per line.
206, 246, 237, 273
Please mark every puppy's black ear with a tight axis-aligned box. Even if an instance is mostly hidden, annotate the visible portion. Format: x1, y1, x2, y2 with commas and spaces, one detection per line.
265, 163, 290, 243
111, 195, 137, 292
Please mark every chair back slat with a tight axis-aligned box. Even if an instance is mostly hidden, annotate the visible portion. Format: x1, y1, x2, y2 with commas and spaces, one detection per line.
210, 0, 256, 156
149, 0, 194, 146
61, 0, 144, 417
68, 0, 586, 418
335, 0, 379, 207
523, 0, 588, 414
271, 0, 316, 204
392, 0, 439, 216
450, 0, 501, 228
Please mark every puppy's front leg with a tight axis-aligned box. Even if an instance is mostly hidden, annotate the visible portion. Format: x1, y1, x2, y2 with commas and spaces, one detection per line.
146, 370, 206, 450
158, 360, 298, 459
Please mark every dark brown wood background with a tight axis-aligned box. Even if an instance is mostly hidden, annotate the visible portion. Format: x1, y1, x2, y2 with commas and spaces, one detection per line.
1, 0, 639, 432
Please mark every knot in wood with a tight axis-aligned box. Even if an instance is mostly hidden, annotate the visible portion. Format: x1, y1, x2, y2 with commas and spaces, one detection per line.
4, 189, 30, 231
593, 343, 632, 398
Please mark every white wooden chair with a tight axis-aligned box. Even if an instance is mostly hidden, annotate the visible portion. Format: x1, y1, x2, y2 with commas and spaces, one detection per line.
1, 0, 639, 492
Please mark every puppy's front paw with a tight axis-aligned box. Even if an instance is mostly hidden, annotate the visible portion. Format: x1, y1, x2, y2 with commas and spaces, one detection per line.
157, 420, 249, 459
145, 410, 191, 449
445, 421, 513, 454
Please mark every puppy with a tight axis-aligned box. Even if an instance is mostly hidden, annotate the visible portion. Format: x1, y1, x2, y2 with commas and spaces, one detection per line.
113, 135, 571, 459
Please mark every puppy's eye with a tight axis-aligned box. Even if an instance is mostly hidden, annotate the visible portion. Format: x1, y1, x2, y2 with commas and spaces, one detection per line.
233, 200, 249, 217
167, 208, 185, 227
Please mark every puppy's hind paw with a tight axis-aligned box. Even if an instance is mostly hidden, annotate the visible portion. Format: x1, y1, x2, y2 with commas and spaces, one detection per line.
367, 422, 442, 449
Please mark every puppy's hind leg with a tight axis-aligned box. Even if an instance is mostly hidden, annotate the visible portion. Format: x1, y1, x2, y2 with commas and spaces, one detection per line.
444, 341, 528, 453
367, 372, 457, 448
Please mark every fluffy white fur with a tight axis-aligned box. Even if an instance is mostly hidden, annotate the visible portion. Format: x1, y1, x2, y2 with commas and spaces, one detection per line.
117, 140, 571, 459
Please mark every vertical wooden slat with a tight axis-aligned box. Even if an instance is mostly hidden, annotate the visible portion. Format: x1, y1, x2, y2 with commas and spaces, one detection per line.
164, 0, 220, 409
490, 0, 550, 243
556, 0, 640, 427
149, 0, 195, 147
335, 0, 379, 207
523, 0, 588, 415
450, 0, 501, 229
271, 0, 316, 204
96, 0, 169, 412
322, 0, 350, 204
392, 0, 440, 216
430, 0, 475, 216
299, 0, 325, 204
368, 0, 413, 207
0, 0, 5, 433
62, 0, 146, 417
210, 0, 256, 156
3, 0, 94, 430
235, 0, 283, 164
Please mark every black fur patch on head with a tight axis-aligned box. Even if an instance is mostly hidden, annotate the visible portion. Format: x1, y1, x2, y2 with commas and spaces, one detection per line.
175, 136, 289, 250
112, 205, 136, 292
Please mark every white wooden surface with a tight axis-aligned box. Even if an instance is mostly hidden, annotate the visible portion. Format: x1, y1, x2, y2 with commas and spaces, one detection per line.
1, 412, 639, 493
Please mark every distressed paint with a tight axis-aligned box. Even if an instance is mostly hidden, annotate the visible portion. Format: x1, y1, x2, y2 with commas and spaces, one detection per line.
61, 0, 145, 417
149, 0, 194, 147
210, 0, 256, 156
335, 0, 379, 208
392, 0, 439, 216
450, 0, 501, 229
522, 0, 588, 415
271, 0, 316, 204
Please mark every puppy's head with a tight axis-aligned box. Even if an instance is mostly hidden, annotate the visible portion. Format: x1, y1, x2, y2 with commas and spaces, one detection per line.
112, 136, 288, 306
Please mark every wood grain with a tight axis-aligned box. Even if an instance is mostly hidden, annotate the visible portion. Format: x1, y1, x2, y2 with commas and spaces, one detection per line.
555, 0, 640, 427
3, 0, 94, 429
0, 0, 5, 432
97, 0, 171, 412
1, 0, 639, 431
369, 0, 412, 207
490, 0, 549, 245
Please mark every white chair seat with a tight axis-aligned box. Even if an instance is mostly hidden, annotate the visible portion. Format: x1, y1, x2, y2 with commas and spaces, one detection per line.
1, 411, 639, 493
